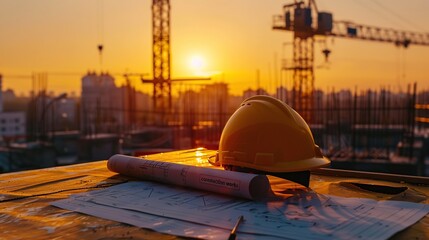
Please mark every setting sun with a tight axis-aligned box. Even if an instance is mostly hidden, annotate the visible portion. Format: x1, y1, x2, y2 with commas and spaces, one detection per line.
188, 55, 205, 73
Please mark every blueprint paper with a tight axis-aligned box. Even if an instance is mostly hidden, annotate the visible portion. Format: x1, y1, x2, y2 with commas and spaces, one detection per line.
52, 181, 429, 240
108, 154, 271, 200
53, 197, 283, 240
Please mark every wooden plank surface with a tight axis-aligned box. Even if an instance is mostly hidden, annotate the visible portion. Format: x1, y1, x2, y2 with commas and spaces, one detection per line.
0, 148, 428, 239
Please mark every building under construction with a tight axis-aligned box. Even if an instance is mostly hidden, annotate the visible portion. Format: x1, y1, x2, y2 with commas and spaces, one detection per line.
77, 72, 429, 176
1, 0, 429, 177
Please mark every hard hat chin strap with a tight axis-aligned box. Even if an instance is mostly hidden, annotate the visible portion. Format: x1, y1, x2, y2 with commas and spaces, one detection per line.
224, 165, 310, 187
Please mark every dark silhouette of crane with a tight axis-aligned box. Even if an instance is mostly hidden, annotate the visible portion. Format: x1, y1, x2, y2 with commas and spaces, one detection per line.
151, 0, 171, 114
142, 0, 209, 125
273, 0, 429, 122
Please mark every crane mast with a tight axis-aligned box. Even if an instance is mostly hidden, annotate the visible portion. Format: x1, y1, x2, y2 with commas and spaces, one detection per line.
152, 0, 171, 115
148, 0, 210, 125
273, 0, 429, 122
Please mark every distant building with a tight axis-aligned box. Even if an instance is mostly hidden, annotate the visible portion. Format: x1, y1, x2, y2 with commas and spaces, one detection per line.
133, 90, 152, 127
243, 88, 269, 99
0, 112, 26, 139
199, 82, 229, 126
275, 86, 290, 103
51, 97, 78, 131
177, 82, 229, 127
228, 95, 243, 113
0, 76, 26, 142
3, 89, 16, 102
174, 82, 231, 148
81, 72, 120, 135
80, 72, 151, 134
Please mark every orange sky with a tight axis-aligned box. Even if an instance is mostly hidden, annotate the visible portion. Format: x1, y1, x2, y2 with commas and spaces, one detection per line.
1, 0, 428, 96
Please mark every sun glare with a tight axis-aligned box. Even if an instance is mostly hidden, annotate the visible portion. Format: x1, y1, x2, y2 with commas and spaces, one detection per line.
189, 55, 205, 72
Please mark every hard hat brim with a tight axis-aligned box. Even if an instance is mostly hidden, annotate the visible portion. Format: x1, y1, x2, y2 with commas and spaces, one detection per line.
222, 155, 331, 173
270, 156, 331, 172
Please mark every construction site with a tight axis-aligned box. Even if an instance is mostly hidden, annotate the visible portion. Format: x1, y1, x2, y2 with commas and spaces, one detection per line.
4, 2, 429, 240
1, 0, 429, 176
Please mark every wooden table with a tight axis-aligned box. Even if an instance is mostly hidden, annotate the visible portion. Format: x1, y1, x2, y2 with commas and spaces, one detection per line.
1, 148, 428, 239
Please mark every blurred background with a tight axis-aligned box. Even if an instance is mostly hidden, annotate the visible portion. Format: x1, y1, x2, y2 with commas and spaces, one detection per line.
0, 0, 428, 175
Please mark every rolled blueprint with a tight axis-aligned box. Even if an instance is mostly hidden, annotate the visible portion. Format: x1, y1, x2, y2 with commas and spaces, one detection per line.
108, 154, 271, 200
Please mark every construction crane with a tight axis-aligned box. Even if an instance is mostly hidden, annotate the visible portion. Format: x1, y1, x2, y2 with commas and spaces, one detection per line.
142, 0, 210, 125
273, 0, 429, 122
151, 0, 171, 113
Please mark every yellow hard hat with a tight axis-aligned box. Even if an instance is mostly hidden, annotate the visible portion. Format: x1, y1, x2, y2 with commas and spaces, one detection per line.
219, 95, 330, 173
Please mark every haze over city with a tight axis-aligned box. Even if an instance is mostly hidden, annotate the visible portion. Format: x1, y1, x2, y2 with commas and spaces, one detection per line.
2, 1, 429, 238
1, 0, 429, 96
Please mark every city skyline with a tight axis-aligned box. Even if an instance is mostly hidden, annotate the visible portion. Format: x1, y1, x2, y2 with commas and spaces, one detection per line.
1, 0, 429, 96
1, 69, 428, 174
